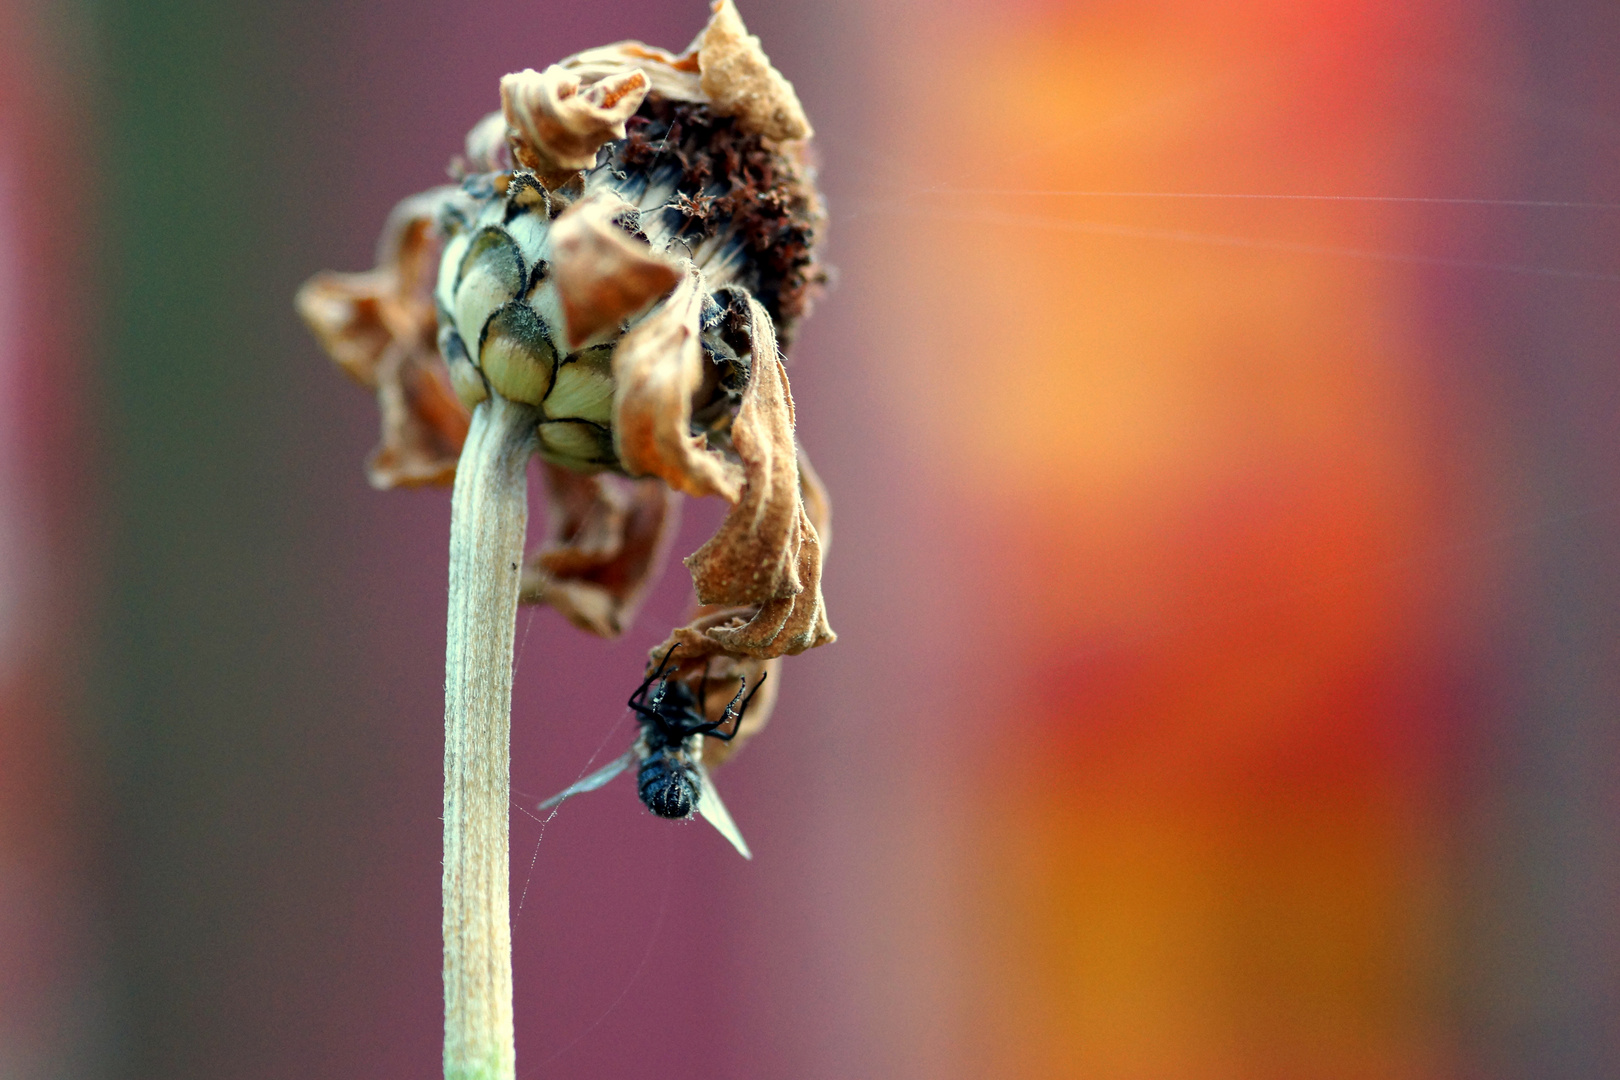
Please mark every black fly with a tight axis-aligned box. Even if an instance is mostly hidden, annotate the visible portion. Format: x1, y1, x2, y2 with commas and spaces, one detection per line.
629, 643, 766, 819
538, 644, 767, 857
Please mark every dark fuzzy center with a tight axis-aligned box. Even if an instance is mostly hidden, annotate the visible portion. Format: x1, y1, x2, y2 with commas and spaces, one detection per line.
613, 98, 825, 343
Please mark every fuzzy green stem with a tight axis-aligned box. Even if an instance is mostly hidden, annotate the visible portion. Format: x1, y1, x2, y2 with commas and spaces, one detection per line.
443, 394, 536, 1080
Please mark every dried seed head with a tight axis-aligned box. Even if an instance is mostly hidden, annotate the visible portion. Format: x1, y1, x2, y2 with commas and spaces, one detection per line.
298, 0, 835, 659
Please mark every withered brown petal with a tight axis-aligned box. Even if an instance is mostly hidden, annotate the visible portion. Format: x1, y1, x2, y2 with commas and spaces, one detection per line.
520, 463, 680, 638
685, 297, 802, 605
611, 270, 745, 499
549, 195, 683, 348
560, 43, 704, 104
643, 608, 784, 768
295, 270, 394, 385
706, 501, 833, 655
377, 187, 465, 340
297, 186, 474, 488
458, 110, 513, 176
696, 0, 813, 142
685, 298, 834, 656
365, 343, 472, 488
385, 202, 455, 328
501, 64, 650, 179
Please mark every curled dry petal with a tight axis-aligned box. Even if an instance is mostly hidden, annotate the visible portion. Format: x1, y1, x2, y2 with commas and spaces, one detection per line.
501, 64, 650, 182
456, 110, 513, 176
695, 0, 812, 142
644, 607, 785, 769
553, 2, 809, 144
366, 344, 470, 487
686, 297, 834, 656
549, 194, 683, 348
519, 463, 680, 637
612, 270, 745, 500
703, 499, 832, 656
687, 303, 799, 604
295, 188, 472, 488
296, 268, 395, 385
561, 43, 703, 103
298, 191, 443, 379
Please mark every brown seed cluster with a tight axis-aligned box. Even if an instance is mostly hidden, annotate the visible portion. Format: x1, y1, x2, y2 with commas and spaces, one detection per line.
617, 97, 827, 342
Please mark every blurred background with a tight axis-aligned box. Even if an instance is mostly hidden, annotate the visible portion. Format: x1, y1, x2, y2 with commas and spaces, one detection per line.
3, 0, 1619, 1076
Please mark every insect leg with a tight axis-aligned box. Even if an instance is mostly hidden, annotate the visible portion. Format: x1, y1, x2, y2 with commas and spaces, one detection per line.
735, 670, 768, 723
708, 672, 762, 743
629, 643, 682, 710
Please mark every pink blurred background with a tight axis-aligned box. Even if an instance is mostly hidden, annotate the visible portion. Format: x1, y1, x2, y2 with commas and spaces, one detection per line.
4, 0, 1620, 1076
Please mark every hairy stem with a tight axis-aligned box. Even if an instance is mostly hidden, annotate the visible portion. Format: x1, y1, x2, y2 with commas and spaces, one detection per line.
443, 394, 536, 1080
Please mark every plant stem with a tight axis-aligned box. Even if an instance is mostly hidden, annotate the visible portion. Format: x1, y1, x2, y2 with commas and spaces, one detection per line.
443, 393, 536, 1080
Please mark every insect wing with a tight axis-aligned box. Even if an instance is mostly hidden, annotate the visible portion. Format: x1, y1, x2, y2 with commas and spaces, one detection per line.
694, 764, 752, 860
537, 751, 633, 810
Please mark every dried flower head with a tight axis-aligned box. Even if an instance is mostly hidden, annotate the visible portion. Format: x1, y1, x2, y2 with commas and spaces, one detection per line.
298, 0, 834, 661
296, 3, 835, 1072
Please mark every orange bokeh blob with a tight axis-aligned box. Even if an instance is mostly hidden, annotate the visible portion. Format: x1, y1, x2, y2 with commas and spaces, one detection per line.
861, 2, 1507, 1075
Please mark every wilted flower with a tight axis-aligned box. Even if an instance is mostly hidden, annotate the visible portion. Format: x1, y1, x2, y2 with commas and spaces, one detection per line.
296, 4, 832, 1073
298, 0, 833, 662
